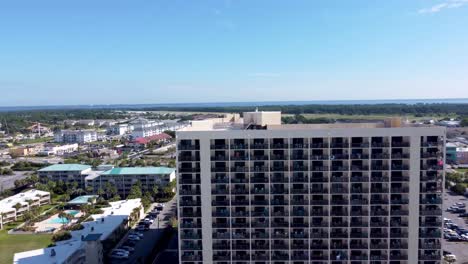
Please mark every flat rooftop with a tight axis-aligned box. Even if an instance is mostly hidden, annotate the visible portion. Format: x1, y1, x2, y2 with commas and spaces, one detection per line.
38, 164, 91, 172
101, 166, 175, 175
180, 111, 442, 132
0, 189, 50, 213
67, 195, 98, 205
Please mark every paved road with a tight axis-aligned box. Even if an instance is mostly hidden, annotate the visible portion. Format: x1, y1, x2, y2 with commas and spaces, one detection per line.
443, 190, 468, 263
0, 171, 31, 191
110, 197, 177, 264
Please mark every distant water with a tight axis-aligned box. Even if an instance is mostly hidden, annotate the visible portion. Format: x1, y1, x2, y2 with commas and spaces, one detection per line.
1, 98, 468, 112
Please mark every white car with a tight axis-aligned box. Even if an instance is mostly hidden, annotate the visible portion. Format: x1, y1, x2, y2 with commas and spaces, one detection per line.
128, 235, 141, 241
444, 254, 457, 262
110, 251, 129, 259
112, 249, 129, 255
129, 231, 144, 238
461, 234, 468, 241
120, 246, 134, 252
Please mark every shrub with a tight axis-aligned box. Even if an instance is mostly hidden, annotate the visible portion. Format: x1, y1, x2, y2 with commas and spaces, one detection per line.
52, 231, 72, 242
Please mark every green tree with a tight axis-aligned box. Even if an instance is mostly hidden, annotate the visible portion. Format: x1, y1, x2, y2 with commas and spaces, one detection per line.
152, 185, 159, 199
141, 192, 152, 210
104, 182, 117, 200
127, 181, 143, 199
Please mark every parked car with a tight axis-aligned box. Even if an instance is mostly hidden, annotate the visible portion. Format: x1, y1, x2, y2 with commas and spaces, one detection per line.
110, 251, 129, 259
128, 235, 141, 241
120, 246, 135, 252
112, 249, 129, 255
444, 254, 457, 262
129, 231, 144, 238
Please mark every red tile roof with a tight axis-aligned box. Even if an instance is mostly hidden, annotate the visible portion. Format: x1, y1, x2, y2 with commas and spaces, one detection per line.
133, 133, 172, 144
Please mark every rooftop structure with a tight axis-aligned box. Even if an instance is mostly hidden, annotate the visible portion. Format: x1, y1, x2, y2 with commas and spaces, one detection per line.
14, 199, 143, 264
100, 166, 175, 176
67, 195, 98, 205
38, 164, 92, 172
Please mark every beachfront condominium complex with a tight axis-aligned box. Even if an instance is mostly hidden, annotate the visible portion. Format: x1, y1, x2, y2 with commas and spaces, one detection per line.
54, 129, 98, 144
176, 111, 445, 264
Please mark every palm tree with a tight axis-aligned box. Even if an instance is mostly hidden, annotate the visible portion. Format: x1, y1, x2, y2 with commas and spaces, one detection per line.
58, 212, 73, 227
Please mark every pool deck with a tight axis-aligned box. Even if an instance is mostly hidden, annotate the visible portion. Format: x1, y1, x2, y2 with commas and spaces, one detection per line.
34, 211, 83, 233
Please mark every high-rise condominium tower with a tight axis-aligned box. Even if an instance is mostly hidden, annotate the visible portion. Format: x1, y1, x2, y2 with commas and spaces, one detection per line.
177, 111, 444, 264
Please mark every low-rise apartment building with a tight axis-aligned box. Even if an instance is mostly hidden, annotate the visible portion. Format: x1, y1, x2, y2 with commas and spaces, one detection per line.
14, 199, 143, 264
38, 143, 79, 156
54, 129, 98, 144
0, 189, 50, 229
86, 166, 176, 197
130, 118, 164, 138
38, 164, 92, 188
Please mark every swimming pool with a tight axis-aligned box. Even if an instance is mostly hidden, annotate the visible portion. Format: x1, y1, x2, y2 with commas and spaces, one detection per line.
47, 210, 80, 224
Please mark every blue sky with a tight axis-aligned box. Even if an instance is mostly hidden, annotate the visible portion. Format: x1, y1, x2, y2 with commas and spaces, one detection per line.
0, 0, 467, 106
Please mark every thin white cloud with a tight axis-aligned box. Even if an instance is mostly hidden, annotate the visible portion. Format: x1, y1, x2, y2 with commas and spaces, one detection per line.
418, 0, 468, 14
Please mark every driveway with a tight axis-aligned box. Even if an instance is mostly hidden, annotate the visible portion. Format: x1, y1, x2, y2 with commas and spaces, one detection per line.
110, 197, 177, 264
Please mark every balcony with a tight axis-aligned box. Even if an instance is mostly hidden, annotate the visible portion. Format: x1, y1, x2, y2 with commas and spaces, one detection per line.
390, 198, 409, 204
351, 165, 369, 171
330, 231, 348, 238
371, 153, 390, 159
391, 153, 410, 159
180, 200, 201, 206
180, 178, 200, 184
292, 143, 308, 148
271, 253, 289, 261
292, 252, 309, 260
211, 167, 228, 172
271, 143, 289, 149
311, 154, 329, 160
271, 166, 288, 172
181, 211, 201, 217
421, 165, 443, 171
331, 187, 349, 194
312, 166, 329, 172
371, 142, 390, 148
392, 142, 410, 147
210, 144, 228, 149
331, 166, 349, 171
292, 176, 308, 182
291, 154, 308, 160
179, 167, 201, 173
331, 176, 349, 182
390, 230, 408, 238
420, 198, 442, 205
231, 143, 247, 149
391, 165, 409, 171
421, 141, 443, 147
420, 209, 442, 216
351, 220, 368, 227
180, 222, 201, 228
211, 155, 228, 161
311, 142, 327, 148
231, 199, 249, 206
179, 189, 200, 195
391, 209, 409, 215
370, 231, 388, 238
213, 254, 230, 261
251, 143, 268, 149
351, 198, 368, 205
331, 142, 349, 148
181, 254, 202, 261
178, 144, 199, 150
252, 253, 269, 261
251, 177, 268, 183
250, 155, 268, 160
391, 187, 409, 193
178, 156, 199, 161
419, 231, 441, 238
291, 188, 308, 194
291, 199, 308, 205
181, 232, 201, 239
291, 165, 308, 171
271, 155, 288, 160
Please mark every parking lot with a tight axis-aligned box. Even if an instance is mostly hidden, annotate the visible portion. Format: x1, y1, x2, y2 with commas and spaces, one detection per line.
443, 190, 468, 263
109, 197, 177, 264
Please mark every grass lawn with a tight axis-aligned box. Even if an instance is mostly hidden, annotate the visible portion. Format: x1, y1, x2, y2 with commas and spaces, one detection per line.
15, 137, 53, 145
0, 223, 52, 264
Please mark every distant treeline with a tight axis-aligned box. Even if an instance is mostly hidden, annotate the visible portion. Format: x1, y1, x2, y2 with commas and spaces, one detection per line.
1, 103, 468, 133
139, 103, 468, 116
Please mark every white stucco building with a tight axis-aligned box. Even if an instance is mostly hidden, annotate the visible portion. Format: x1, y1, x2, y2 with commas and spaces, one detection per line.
0, 189, 50, 229
54, 130, 98, 144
